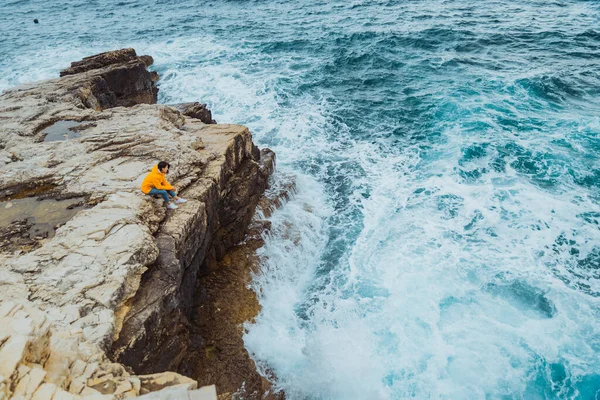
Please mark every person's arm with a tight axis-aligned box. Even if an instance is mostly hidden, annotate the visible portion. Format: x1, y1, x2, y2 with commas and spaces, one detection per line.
147, 174, 172, 190
158, 175, 174, 191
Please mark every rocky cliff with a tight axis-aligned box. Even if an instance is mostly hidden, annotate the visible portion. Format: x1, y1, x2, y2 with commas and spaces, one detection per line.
0, 49, 277, 399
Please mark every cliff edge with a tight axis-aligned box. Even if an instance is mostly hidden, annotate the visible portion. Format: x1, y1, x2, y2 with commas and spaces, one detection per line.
0, 49, 275, 399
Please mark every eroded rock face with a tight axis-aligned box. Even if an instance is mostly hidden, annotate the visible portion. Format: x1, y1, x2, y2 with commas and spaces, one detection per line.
0, 49, 275, 399
180, 174, 297, 400
60, 48, 140, 76
59, 47, 158, 108
174, 103, 216, 125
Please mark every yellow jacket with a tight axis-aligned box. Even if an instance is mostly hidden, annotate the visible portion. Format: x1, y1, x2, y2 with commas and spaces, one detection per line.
141, 165, 174, 194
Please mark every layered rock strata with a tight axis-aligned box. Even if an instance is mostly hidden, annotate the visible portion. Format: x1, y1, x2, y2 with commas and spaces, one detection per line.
58, 48, 158, 108
0, 49, 274, 399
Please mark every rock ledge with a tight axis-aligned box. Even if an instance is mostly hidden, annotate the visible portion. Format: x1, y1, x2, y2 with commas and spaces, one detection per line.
0, 49, 275, 400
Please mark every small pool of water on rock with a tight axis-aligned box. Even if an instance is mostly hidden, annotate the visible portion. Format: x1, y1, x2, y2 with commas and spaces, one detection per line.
42, 120, 84, 142
0, 197, 85, 253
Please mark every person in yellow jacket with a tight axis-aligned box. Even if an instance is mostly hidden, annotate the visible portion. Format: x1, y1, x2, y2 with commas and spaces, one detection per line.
141, 161, 187, 209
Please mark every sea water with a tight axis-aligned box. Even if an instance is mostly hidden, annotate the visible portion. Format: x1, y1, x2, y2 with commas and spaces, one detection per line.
2, 0, 599, 398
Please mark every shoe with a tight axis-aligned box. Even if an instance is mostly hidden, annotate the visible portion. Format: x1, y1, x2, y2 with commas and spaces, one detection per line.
167, 203, 178, 210
175, 198, 188, 204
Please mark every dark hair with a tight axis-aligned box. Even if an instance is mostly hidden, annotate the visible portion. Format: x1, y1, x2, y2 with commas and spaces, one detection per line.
158, 161, 170, 171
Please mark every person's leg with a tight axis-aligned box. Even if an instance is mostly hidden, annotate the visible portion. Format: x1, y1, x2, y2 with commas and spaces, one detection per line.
148, 188, 170, 204
169, 190, 188, 204
166, 190, 177, 200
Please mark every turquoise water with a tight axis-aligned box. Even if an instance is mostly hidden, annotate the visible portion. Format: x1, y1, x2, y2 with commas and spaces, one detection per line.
2, 0, 600, 398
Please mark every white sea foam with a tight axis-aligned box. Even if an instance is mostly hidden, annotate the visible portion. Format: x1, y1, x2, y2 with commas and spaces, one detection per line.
245, 123, 600, 399
0, 45, 100, 92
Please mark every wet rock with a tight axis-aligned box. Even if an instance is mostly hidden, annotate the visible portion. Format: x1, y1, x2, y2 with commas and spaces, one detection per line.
0, 219, 36, 254
256, 171, 296, 218
138, 55, 154, 68
41, 120, 84, 142
174, 102, 217, 124
0, 196, 86, 254
0, 182, 58, 202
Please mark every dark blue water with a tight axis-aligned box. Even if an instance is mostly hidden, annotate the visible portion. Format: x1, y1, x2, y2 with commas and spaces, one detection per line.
2, 1, 600, 398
